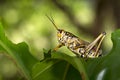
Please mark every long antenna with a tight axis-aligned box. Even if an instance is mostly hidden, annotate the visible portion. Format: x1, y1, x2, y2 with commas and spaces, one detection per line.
46, 15, 59, 30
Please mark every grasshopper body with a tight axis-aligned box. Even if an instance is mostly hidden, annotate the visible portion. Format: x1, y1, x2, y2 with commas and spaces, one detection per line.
46, 15, 106, 58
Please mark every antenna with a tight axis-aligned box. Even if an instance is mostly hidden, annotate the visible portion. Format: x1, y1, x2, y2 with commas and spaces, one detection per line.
46, 15, 59, 30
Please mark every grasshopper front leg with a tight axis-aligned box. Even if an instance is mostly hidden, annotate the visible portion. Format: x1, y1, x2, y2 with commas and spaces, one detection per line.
53, 43, 64, 51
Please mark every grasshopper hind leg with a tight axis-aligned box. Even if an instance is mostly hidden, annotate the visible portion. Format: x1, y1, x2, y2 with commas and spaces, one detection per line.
85, 32, 106, 58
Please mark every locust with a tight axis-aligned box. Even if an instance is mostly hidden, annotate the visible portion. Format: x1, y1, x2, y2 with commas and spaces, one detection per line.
46, 15, 106, 58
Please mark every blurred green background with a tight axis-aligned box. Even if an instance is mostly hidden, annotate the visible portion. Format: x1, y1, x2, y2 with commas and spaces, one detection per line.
0, 0, 120, 80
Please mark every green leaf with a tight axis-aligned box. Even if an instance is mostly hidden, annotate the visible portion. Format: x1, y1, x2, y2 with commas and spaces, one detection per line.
86, 29, 120, 80
32, 50, 89, 80
32, 58, 82, 80
0, 22, 38, 80
52, 52, 89, 80
43, 49, 51, 59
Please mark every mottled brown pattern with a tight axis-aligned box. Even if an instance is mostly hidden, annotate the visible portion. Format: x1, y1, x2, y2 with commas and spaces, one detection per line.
46, 15, 106, 58
56, 29, 105, 58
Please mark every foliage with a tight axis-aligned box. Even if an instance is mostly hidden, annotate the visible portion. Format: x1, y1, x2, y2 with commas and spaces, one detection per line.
0, 22, 38, 80
0, 22, 120, 80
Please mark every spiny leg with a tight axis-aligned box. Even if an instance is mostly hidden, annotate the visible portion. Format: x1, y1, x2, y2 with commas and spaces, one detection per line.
53, 43, 64, 51
71, 40, 86, 50
74, 41, 89, 58
73, 44, 86, 50
85, 32, 106, 56
94, 32, 106, 57
71, 43, 87, 58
